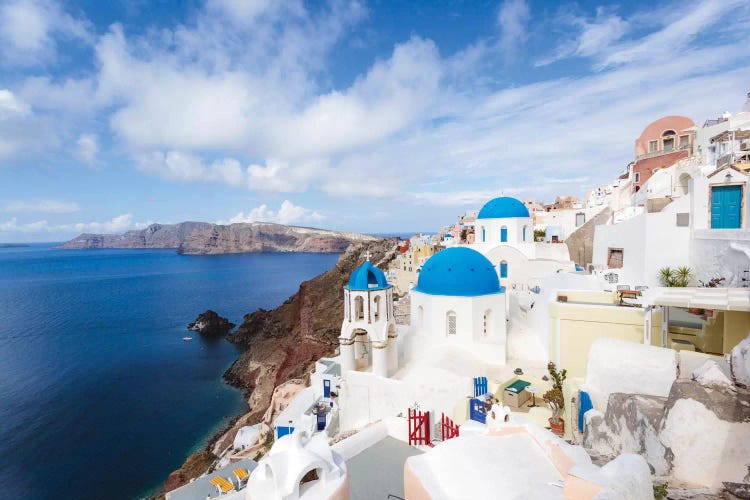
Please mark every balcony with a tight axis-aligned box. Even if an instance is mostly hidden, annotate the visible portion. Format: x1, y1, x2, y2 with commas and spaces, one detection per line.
635, 143, 692, 161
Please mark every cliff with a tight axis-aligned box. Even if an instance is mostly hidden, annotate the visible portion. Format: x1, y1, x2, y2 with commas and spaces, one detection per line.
57, 221, 377, 254
159, 238, 399, 495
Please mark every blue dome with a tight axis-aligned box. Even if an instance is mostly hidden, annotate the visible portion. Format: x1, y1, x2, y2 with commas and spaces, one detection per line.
347, 260, 390, 291
477, 197, 530, 219
414, 247, 503, 297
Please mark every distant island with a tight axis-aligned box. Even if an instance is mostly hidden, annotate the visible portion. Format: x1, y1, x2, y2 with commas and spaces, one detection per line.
0, 243, 30, 248
57, 221, 378, 255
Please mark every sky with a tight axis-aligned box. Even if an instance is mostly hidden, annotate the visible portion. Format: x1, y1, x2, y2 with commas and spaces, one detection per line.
1, 0, 750, 242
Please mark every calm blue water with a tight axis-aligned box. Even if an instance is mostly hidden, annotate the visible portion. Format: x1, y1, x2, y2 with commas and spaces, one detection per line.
0, 245, 339, 500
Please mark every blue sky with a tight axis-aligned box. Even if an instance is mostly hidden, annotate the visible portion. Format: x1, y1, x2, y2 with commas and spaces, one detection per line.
1, 0, 750, 242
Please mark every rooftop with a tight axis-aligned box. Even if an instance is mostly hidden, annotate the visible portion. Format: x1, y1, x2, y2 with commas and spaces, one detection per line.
166, 458, 257, 500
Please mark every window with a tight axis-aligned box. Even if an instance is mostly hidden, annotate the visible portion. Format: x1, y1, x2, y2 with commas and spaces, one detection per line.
522, 225, 527, 241
676, 213, 690, 227
648, 140, 658, 153
446, 311, 456, 336
575, 212, 585, 227
500, 226, 508, 242
373, 296, 381, 321
663, 137, 674, 151
344, 296, 350, 320
354, 296, 364, 321
481, 227, 486, 242
679, 135, 689, 147
500, 260, 508, 278
607, 248, 624, 269
634, 172, 640, 183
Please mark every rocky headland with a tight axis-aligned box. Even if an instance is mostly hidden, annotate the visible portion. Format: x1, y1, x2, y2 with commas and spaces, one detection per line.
187, 310, 235, 338
156, 237, 400, 497
57, 221, 378, 254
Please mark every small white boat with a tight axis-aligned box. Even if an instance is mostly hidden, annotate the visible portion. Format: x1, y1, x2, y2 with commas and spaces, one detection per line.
182, 336, 194, 341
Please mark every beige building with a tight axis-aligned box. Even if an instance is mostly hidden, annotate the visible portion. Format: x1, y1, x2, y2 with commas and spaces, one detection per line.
391, 241, 443, 294
547, 288, 750, 378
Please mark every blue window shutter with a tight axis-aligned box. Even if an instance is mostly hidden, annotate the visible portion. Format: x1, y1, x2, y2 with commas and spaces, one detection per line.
500, 262, 508, 278
501, 227, 508, 242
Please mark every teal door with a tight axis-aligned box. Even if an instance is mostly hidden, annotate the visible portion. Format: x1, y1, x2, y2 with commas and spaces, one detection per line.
500, 227, 508, 242
711, 185, 742, 229
500, 262, 508, 278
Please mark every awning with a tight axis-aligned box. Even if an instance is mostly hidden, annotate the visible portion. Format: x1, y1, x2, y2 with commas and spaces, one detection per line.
641, 287, 750, 311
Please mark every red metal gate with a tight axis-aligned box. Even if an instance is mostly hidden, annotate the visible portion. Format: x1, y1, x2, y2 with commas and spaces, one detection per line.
441, 413, 459, 441
408, 408, 431, 446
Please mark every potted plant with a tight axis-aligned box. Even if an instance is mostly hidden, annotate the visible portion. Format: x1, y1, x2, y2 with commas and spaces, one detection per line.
543, 361, 567, 437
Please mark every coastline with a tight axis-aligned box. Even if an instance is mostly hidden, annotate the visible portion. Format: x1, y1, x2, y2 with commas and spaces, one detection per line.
152, 238, 399, 498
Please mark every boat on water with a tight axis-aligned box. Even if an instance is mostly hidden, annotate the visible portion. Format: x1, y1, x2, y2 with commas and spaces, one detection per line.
182, 336, 193, 341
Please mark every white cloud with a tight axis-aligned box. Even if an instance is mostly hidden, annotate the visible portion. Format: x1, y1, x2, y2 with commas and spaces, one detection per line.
0, 214, 147, 234
496, 0, 530, 57
0, 0, 92, 66
76, 133, 98, 166
535, 9, 629, 67
0, 89, 30, 118
4, 199, 80, 213
225, 200, 324, 226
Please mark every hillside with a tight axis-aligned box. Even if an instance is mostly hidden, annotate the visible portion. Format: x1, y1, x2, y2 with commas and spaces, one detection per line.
57, 221, 378, 254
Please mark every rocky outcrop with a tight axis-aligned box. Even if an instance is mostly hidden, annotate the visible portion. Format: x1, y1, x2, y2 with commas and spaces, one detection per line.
179, 223, 377, 255
58, 222, 213, 249
732, 334, 750, 388
58, 221, 377, 254
660, 380, 750, 489
583, 393, 669, 474
188, 310, 235, 338
584, 378, 750, 489
158, 238, 399, 496
564, 207, 611, 268
223, 238, 399, 421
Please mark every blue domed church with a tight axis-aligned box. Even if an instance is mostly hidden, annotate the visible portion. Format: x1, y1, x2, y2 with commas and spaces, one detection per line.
470, 196, 575, 290
409, 247, 508, 365
339, 257, 397, 377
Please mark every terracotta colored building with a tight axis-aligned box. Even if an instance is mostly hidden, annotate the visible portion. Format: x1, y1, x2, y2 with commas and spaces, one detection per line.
632, 116, 695, 190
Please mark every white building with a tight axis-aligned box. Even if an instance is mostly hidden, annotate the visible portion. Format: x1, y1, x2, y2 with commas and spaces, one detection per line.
339, 259, 397, 378
410, 247, 508, 365
593, 115, 750, 288
469, 197, 576, 290
245, 432, 348, 500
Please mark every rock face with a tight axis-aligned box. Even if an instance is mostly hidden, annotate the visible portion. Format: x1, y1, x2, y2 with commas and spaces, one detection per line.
660, 380, 750, 489
732, 334, 750, 388
188, 310, 235, 338
179, 223, 377, 254
58, 221, 378, 254
223, 238, 399, 422
583, 393, 669, 474
564, 207, 611, 268
584, 378, 750, 489
159, 238, 399, 495
58, 222, 213, 249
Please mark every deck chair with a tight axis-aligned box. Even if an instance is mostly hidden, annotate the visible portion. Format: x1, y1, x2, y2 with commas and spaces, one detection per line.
233, 467, 249, 485
209, 476, 235, 495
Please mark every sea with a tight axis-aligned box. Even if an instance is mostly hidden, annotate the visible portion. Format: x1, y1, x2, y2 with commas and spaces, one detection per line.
0, 244, 340, 500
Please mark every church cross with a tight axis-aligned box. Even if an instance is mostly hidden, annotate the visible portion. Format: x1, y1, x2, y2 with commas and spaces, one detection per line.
364, 249, 371, 261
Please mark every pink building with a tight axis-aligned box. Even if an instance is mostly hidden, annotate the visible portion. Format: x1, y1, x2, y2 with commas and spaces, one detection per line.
632, 116, 695, 190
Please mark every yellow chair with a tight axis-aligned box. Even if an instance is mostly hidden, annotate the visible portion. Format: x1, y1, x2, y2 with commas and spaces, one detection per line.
209, 476, 235, 494
233, 467, 249, 483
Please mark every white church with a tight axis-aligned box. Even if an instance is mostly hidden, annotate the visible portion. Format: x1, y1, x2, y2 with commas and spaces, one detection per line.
469, 196, 576, 290
336, 247, 509, 431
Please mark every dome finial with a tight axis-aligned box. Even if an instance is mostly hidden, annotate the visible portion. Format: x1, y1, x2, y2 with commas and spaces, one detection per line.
364, 249, 371, 261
